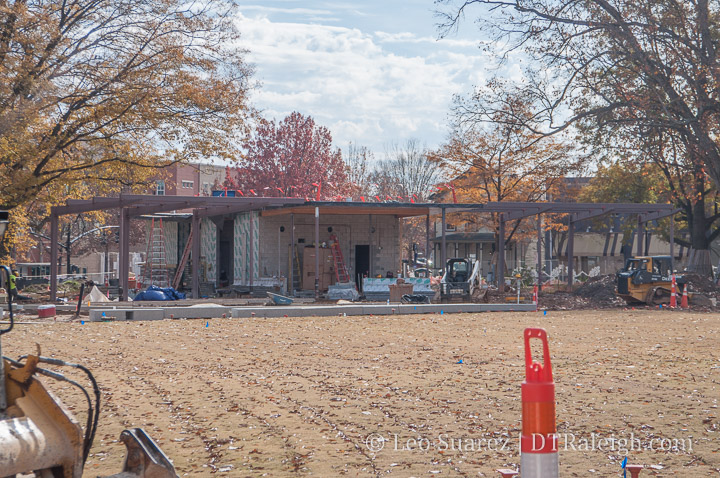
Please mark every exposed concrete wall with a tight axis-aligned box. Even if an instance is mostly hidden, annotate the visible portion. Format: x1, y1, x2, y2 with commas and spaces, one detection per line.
259, 213, 400, 286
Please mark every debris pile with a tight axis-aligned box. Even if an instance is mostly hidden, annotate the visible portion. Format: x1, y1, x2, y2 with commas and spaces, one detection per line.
573, 275, 626, 308
682, 273, 718, 294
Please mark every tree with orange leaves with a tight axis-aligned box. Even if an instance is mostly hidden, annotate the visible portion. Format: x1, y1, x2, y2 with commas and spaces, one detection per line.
431, 88, 587, 247
437, 0, 720, 274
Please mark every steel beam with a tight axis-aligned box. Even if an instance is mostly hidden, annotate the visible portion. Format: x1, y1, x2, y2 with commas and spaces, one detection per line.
505, 205, 554, 221
571, 207, 615, 222
640, 208, 682, 222
127, 202, 193, 217
55, 195, 305, 216
194, 203, 263, 219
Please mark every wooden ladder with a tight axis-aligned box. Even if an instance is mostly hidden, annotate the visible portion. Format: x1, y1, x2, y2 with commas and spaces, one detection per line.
329, 234, 351, 283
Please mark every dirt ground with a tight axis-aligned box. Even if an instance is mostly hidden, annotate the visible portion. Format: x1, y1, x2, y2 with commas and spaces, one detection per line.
3, 309, 720, 477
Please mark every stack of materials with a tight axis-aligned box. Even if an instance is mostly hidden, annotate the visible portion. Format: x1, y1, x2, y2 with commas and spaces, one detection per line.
362, 278, 434, 302
328, 282, 359, 301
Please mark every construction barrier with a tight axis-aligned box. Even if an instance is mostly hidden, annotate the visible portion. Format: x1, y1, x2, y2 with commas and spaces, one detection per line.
521, 328, 558, 478
681, 284, 689, 309
626, 464, 644, 477
670, 274, 677, 308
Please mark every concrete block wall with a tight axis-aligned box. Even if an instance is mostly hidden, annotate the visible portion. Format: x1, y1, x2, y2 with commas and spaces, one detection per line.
259, 213, 400, 286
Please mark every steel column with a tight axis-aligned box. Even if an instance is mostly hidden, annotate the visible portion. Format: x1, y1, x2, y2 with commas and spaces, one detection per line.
637, 215, 644, 257
50, 213, 58, 301
315, 207, 320, 298
119, 208, 130, 301
425, 214, 430, 269
537, 215, 542, 286
498, 213, 505, 292
192, 212, 201, 299
290, 213, 295, 295
368, 214, 373, 277
441, 208, 447, 267
567, 217, 574, 288
670, 214, 675, 272
118, 212, 125, 299
249, 211, 254, 290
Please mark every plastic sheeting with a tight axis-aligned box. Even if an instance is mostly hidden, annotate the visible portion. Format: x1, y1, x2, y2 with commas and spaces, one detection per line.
328, 283, 359, 301
134, 285, 186, 301
84, 285, 111, 303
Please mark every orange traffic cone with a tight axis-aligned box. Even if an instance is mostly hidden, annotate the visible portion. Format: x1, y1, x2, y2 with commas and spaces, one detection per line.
521, 328, 558, 478
626, 464, 643, 478
669, 274, 677, 308
681, 284, 689, 308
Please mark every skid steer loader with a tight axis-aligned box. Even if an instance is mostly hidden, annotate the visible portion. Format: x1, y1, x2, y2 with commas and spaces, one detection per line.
439, 258, 483, 302
0, 264, 178, 478
615, 255, 688, 305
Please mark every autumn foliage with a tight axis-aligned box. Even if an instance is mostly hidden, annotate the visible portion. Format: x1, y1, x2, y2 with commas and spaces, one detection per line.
0, 0, 253, 211
431, 92, 586, 243
225, 112, 350, 199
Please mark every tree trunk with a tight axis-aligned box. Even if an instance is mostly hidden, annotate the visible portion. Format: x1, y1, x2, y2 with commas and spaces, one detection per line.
686, 199, 713, 276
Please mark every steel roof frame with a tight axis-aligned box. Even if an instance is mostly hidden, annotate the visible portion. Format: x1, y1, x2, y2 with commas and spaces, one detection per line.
48, 195, 680, 300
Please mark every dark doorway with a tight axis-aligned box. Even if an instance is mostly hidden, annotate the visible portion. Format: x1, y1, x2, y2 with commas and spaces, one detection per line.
218, 219, 234, 287
355, 244, 370, 292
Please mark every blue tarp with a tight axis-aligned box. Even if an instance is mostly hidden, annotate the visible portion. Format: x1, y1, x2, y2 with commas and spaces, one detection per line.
134, 285, 186, 301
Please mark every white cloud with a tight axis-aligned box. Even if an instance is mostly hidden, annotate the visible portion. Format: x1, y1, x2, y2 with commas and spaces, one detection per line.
238, 5, 335, 17
374, 31, 482, 49
235, 13, 495, 156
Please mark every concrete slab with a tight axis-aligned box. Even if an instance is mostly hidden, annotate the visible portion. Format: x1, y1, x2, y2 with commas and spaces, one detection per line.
90, 308, 164, 322
231, 303, 536, 319
163, 306, 232, 319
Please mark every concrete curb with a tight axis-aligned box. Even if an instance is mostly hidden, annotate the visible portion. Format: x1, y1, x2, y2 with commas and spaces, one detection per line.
231, 303, 536, 319
82, 302, 536, 321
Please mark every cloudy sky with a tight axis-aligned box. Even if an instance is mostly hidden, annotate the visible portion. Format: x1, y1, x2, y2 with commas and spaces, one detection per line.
234, 1, 508, 157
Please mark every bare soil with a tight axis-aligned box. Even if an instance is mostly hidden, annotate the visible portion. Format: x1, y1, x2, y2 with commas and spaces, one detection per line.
3, 309, 720, 477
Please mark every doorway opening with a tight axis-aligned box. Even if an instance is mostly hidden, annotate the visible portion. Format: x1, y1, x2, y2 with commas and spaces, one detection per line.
218, 219, 234, 287
355, 244, 370, 292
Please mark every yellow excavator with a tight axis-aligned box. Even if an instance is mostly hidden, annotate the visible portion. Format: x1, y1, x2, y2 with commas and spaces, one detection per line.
1, 265, 177, 478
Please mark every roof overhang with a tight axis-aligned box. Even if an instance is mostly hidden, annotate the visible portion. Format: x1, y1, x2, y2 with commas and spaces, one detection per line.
51, 195, 680, 222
